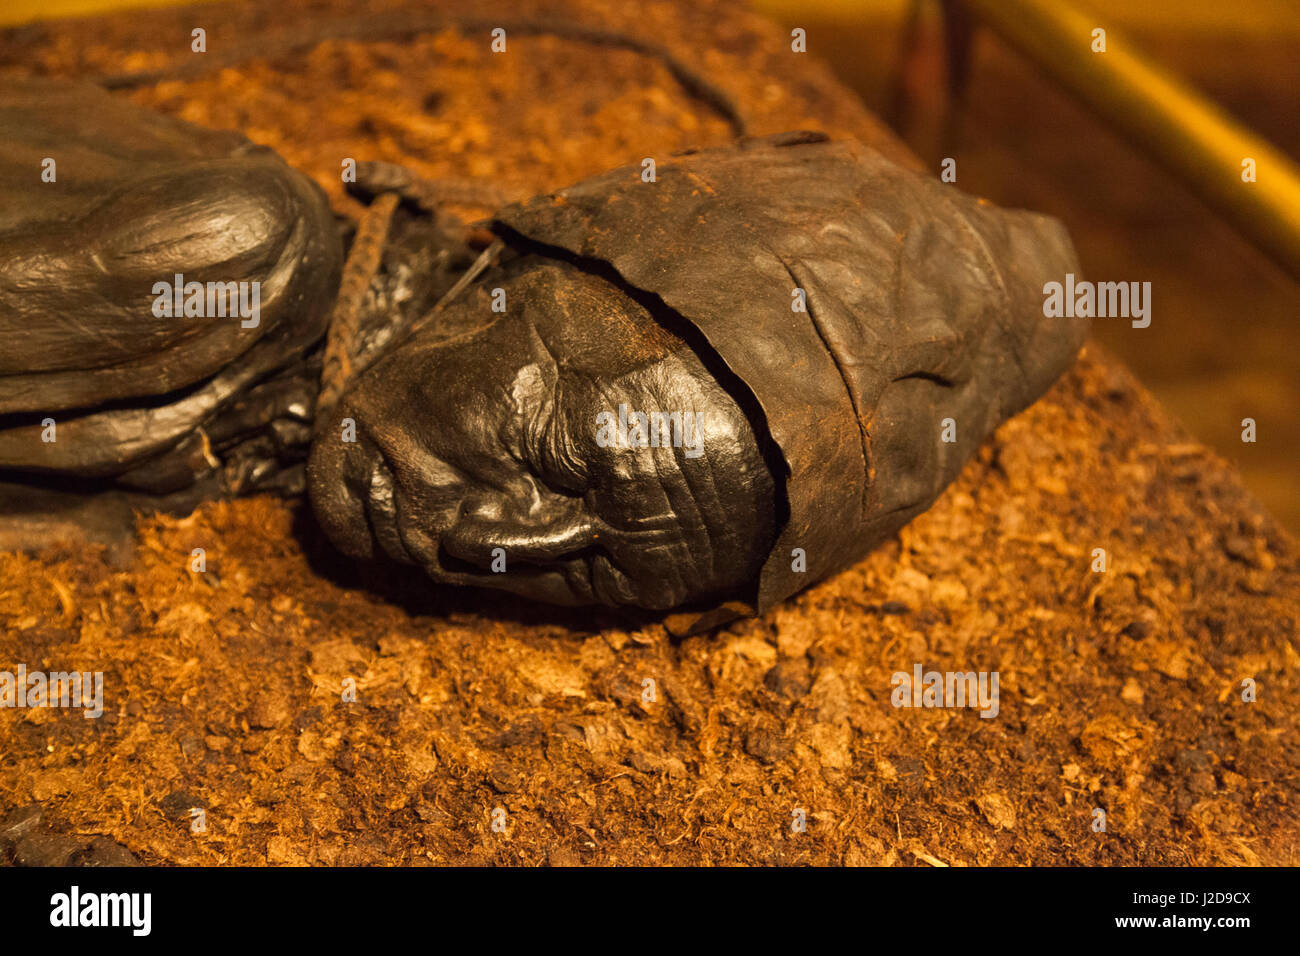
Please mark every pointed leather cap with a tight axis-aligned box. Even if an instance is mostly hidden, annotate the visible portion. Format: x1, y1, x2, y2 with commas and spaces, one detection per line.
494, 132, 1086, 613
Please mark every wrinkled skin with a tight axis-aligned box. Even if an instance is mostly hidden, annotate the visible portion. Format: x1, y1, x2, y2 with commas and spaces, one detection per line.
309, 259, 778, 610
311, 134, 1085, 619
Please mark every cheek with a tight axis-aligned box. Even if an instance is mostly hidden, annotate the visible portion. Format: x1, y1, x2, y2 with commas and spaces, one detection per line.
581, 429, 774, 605
584, 458, 704, 577
586, 487, 702, 610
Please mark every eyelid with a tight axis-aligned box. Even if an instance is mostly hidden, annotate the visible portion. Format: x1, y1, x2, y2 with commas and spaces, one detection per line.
369, 423, 464, 493
522, 377, 590, 494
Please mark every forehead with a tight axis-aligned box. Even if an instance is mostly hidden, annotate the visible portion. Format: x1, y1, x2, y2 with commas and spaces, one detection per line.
504, 260, 687, 377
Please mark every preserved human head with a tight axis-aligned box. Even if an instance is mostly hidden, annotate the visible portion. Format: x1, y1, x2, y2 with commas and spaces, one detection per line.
308, 259, 778, 610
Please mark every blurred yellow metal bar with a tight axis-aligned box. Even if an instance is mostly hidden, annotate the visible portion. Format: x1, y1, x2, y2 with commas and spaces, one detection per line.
963, 0, 1300, 283
0, 0, 226, 27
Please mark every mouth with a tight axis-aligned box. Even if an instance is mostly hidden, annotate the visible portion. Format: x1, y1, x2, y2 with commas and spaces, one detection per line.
552, 551, 637, 606
587, 553, 638, 605
562, 558, 598, 604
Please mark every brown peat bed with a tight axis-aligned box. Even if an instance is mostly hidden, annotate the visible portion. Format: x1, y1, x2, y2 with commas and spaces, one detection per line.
0, 0, 1296, 866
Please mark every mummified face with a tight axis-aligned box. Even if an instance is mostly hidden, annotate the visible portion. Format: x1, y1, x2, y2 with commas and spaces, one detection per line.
308, 261, 777, 611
